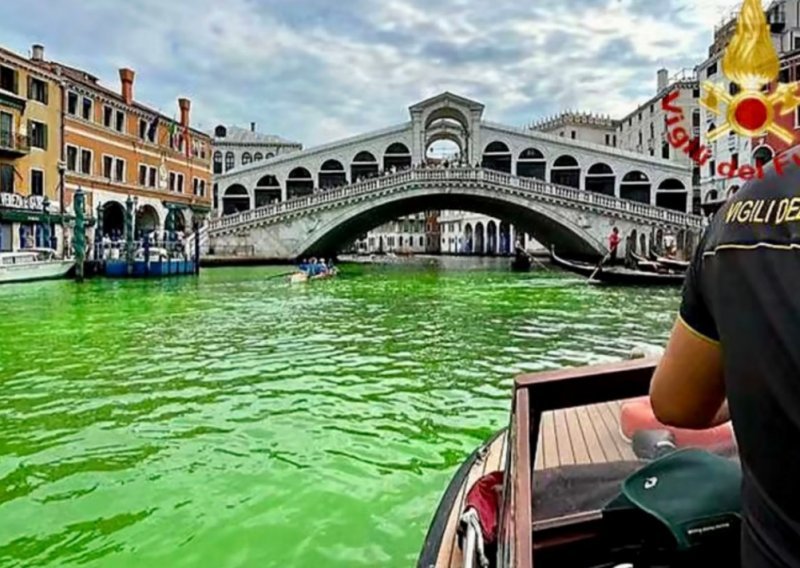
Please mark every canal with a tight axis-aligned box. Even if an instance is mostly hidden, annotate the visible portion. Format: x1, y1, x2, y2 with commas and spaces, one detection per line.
0, 260, 680, 567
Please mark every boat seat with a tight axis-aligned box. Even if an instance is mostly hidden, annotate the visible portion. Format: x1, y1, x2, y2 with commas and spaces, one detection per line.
631, 429, 676, 460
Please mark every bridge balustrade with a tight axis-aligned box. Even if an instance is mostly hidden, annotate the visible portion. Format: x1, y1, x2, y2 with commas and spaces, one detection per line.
209, 167, 701, 234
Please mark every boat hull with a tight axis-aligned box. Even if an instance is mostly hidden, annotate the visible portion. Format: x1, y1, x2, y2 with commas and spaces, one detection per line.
0, 260, 74, 284
549, 249, 685, 286
418, 429, 508, 568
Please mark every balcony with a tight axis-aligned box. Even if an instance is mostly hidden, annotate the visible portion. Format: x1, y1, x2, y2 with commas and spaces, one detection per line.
0, 132, 30, 158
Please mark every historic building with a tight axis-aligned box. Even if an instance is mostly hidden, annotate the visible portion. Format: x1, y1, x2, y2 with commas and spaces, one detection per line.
616, 69, 699, 213
0, 45, 64, 252
28, 44, 213, 247
353, 213, 428, 254
531, 112, 619, 147
211, 124, 302, 213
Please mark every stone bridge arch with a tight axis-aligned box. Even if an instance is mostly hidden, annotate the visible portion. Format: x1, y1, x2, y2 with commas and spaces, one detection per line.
294, 186, 606, 259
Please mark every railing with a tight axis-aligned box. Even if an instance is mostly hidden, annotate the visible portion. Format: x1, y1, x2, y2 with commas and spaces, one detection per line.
209, 168, 702, 235
0, 132, 31, 154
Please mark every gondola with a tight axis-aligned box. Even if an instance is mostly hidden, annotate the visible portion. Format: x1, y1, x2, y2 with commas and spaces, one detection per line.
418, 359, 742, 568
549, 248, 685, 286
655, 256, 690, 272
511, 248, 532, 272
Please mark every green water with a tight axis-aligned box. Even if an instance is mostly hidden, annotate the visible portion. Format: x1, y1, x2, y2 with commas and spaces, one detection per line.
0, 260, 680, 567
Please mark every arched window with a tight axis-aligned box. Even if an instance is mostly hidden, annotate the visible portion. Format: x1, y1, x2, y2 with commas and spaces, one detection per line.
517, 148, 545, 179
585, 163, 615, 196
222, 184, 250, 215
225, 152, 235, 172
242, 152, 252, 166
213, 151, 223, 174
319, 159, 347, 189
550, 155, 580, 189
656, 178, 688, 212
287, 167, 314, 199
753, 146, 774, 167
265, 152, 275, 159
620, 171, 651, 204
481, 141, 512, 173
254, 152, 263, 162
255, 174, 281, 207
384, 142, 412, 171
351, 151, 378, 181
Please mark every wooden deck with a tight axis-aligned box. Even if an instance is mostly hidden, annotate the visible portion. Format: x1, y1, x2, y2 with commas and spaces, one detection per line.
432, 401, 632, 567
534, 401, 636, 471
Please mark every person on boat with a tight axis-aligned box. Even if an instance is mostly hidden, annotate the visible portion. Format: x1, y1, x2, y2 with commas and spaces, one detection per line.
608, 227, 621, 265
650, 158, 800, 568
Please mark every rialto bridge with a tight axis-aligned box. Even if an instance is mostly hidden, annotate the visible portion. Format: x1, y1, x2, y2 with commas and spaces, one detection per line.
204, 92, 702, 259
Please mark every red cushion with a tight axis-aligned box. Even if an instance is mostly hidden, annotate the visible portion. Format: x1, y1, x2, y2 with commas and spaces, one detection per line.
620, 397, 734, 448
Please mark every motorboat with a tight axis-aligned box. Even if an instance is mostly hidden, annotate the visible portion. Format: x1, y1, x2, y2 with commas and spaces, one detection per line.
0, 249, 74, 284
418, 359, 741, 568
549, 248, 685, 286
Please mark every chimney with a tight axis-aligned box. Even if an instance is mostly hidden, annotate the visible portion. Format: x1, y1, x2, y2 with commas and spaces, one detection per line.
119, 68, 135, 105
179, 98, 191, 127
31, 44, 44, 62
657, 68, 669, 93
250, 122, 256, 132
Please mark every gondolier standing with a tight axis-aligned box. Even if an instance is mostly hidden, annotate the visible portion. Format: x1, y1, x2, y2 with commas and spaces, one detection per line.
608, 227, 621, 265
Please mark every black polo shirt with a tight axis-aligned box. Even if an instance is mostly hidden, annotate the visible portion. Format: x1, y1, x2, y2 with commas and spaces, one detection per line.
681, 160, 800, 567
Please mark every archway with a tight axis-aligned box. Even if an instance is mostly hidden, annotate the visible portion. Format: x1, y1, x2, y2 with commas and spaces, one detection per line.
351, 151, 379, 181
585, 163, 615, 196
424, 106, 470, 131
223, 184, 250, 215
384, 142, 412, 171
255, 174, 281, 207
481, 141, 512, 173
427, 138, 461, 164
753, 145, 774, 167
475, 222, 485, 254
101, 201, 125, 237
319, 160, 347, 189
487, 221, 498, 255
287, 167, 314, 199
656, 178, 688, 212
517, 148, 545, 180
620, 171, 651, 204
135, 204, 160, 237
551, 155, 580, 189
499, 221, 511, 254
464, 224, 474, 254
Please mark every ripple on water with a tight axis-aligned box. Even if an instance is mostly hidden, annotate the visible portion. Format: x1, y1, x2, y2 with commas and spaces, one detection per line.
0, 263, 679, 567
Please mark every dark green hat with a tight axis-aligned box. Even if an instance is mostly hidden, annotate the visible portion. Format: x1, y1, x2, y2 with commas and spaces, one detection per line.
620, 448, 742, 550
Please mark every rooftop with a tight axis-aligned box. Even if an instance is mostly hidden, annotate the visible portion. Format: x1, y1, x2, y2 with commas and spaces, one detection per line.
213, 125, 301, 147
530, 111, 619, 132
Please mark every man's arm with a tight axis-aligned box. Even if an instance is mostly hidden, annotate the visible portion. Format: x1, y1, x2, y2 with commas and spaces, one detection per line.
650, 317, 728, 429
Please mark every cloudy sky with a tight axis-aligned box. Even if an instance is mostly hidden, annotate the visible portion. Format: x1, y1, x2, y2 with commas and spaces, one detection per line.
2, 0, 741, 147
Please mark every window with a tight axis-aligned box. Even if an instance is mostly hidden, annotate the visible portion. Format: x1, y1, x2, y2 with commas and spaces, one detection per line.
114, 159, 125, 183
28, 121, 47, 149
638, 112, 642, 122
795, 37, 800, 50
254, 152, 263, 161
139, 164, 148, 186
613, 135, 617, 146
638, 131, 643, 146
28, 77, 48, 104
779, 68, 790, 84
650, 104, 654, 114
649, 123, 654, 139
80, 149, 92, 175
225, 152, 234, 172
67, 92, 78, 115
82, 97, 93, 121
103, 106, 113, 128
103, 155, 113, 179
148, 167, 156, 188
242, 152, 252, 165
693, 110, 701, 128
731, 153, 739, 169
662, 141, 670, 159
200, 180, 206, 196
707, 61, 718, 77
213, 151, 223, 174
66, 145, 78, 172
30, 169, 44, 196
193, 178, 206, 196
692, 88, 700, 98
0, 164, 14, 193
169, 172, 176, 192
0, 65, 17, 93
571, 131, 576, 139
139, 119, 148, 140
177, 173, 184, 193
605, 134, 610, 145
115, 110, 125, 133
709, 159, 716, 178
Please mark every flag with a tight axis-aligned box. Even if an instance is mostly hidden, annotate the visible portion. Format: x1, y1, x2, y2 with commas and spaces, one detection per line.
147, 116, 159, 142
168, 120, 178, 148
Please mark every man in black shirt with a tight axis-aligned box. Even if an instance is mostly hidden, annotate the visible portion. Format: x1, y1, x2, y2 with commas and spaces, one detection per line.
650, 156, 800, 567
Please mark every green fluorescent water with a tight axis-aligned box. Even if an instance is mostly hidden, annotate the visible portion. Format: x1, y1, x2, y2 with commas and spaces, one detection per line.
0, 260, 680, 567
